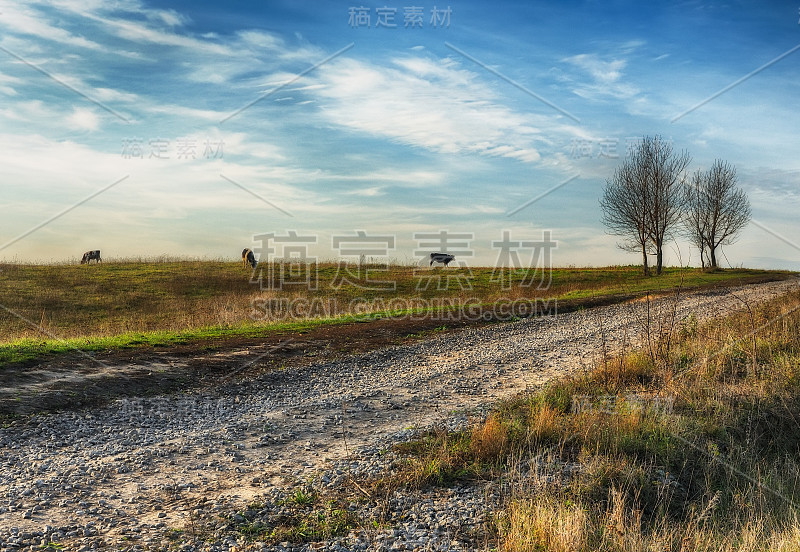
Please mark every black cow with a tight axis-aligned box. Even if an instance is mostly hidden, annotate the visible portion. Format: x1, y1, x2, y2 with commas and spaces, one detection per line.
80, 250, 101, 264
429, 252, 455, 266
242, 248, 257, 268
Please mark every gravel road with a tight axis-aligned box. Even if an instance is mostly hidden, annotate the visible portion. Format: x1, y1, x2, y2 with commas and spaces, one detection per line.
1, 278, 797, 551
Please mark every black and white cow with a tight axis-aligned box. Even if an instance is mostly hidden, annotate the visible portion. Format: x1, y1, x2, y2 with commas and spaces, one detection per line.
80, 250, 102, 264
242, 248, 257, 269
429, 252, 455, 266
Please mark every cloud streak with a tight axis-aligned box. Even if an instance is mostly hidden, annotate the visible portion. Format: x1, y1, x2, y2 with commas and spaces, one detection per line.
563, 53, 640, 100
313, 56, 551, 163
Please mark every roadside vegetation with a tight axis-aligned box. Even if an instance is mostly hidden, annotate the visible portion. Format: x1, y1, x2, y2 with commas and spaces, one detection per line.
0, 259, 792, 366
385, 283, 800, 550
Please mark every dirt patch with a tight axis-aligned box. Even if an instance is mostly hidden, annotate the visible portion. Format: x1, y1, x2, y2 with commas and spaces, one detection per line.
0, 313, 482, 415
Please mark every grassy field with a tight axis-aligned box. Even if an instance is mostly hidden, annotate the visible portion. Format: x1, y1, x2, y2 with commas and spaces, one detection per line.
0, 259, 793, 365
385, 284, 800, 550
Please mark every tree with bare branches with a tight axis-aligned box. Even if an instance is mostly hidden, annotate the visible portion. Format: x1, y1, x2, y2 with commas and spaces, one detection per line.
640, 136, 691, 275
685, 168, 711, 268
600, 158, 652, 274
684, 160, 750, 269
600, 136, 690, 275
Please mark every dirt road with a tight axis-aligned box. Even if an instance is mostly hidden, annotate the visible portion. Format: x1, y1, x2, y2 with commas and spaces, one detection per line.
0, 278, 796, 550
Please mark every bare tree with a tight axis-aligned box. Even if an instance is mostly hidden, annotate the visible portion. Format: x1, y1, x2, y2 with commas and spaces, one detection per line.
600, 158, 653, 274
639, 136, 691, 275
600, 136, 689, 275
684, 159, 750, 269
685, 169, 711, 268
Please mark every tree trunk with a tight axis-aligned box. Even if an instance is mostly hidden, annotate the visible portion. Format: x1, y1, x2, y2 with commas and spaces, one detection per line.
655, 242, 663, 275
709, 246, 717, 269
642, 245, 649, 275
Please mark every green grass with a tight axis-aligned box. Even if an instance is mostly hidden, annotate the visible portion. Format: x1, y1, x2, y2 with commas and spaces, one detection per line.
0, 259, 792, 366
225, 494, 360, 544
0, 317, 351, 366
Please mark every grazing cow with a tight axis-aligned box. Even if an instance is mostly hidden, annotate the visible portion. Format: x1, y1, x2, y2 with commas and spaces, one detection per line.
80, 250, 102, 264
242, 248, 257, 269
429, 252, 455, 266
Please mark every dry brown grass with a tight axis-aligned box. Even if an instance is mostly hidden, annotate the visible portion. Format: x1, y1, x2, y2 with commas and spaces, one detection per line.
502, 489, 800, 552
501, 496, 591, 552
471, 413, 512, 462
499, 288, 800, 551
386, 286, 800, 551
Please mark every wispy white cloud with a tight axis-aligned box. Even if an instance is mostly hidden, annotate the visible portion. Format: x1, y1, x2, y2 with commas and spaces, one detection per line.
0, 70, 23, 86
562, 53, 640, 100
0, 3, 106, 51
312, 56, 550, 163
144, 8, 188, 27
744, 167, 800, 205
344, 186, 385, 197
565, 54, 627, 84
66, 107, 101, 131
84, 13, 232, 55
182, 32, 323, 87
1, 0, 230, 61
0, 132, 322, 260
322, 168, 447, 187
0, 100, 51, 123
93, 87, 140, 103
143, 104, 229, 122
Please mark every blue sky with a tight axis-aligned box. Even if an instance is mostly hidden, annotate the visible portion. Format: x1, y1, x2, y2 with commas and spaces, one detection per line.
0, 0, 798, 268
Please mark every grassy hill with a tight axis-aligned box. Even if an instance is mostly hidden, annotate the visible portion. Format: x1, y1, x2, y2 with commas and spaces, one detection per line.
0, 260, 793, 365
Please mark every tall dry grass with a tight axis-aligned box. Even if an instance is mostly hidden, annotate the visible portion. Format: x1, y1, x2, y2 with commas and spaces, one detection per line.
500, 287, 800, 551
389, 286, 800, 551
